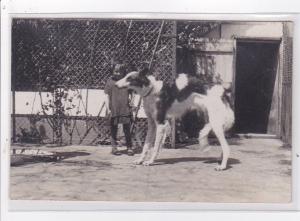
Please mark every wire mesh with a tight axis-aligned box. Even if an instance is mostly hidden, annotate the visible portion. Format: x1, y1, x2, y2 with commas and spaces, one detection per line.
11, 19, 176, 146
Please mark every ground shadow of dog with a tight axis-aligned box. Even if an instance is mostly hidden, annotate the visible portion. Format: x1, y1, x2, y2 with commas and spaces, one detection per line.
154, 157, 240, 170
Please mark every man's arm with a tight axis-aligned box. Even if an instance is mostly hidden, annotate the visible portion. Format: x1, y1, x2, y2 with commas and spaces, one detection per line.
128, 90, 135, 109
104, 79, 112, 115
104, 94, 111, 115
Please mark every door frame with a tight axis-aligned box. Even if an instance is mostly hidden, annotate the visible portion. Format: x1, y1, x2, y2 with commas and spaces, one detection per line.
232, 37, 282, 136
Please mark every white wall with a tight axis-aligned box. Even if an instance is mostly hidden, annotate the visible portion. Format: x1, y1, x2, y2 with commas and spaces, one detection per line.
13, 89, 147, 118
221, 22, 283, 39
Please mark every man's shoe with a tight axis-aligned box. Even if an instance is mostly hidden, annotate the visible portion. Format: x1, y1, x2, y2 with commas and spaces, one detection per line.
111, 146, 121, 155
127, 148, 134, 156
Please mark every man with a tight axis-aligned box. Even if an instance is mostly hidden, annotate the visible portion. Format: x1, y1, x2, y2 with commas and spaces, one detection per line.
104, 63, 134, 156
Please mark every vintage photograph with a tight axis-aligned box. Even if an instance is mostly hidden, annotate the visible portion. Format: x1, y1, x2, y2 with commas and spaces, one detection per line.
10, 18, 293, 203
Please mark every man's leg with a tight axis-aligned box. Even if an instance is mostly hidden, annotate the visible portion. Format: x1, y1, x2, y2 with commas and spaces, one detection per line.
110, 118, 120, 155
123, 123, 134, 156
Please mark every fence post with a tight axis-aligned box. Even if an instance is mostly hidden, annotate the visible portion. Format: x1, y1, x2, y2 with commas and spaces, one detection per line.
171, 21, 177, 148
12, 23, 17, 143
281, 22, 293, 145
12, 85, 16, 143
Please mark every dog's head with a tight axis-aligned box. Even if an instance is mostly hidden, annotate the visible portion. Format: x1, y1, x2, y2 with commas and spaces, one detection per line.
115, 68, 152, 94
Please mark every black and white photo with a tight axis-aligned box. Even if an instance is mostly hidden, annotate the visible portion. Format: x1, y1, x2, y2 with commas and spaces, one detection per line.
8, 18, 293, 203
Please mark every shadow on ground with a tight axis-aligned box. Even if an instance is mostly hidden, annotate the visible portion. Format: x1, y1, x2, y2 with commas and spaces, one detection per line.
11, 151, 90, 167
155, 157, 240, 170
174, 137, 244, 149
58, 160, 112, 169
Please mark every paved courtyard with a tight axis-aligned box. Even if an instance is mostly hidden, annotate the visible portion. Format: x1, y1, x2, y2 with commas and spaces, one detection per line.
10, 138, 291, 203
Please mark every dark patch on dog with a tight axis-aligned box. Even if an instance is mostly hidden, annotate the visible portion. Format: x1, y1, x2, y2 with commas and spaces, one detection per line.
125, 67, 151, 88
222, 88, 234, 109
180, 110, 207, 138
156, 83, 178, 124
127, 74, 150, 88
177, 76, 208, 101
155, 75, 209, 124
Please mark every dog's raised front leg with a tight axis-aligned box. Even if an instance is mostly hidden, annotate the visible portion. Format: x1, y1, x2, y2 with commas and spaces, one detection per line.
133, 118, 155, 165
142, 123, 167, 166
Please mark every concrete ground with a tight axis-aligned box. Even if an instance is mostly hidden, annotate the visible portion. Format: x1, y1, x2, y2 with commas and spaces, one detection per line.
10, 138, 291, 203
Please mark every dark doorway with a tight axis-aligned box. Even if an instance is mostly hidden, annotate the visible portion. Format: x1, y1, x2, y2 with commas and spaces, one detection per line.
234, 40, 279, 134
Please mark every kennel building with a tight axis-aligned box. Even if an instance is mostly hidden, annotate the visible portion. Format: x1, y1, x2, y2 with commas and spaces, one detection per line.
177, 21, 293, 145
11, 20, 292, 147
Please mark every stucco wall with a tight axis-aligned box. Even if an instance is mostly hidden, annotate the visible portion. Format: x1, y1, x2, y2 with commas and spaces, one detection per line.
204, 22, 284, 39
12, 90, 147, 118
220, 22, 283, 39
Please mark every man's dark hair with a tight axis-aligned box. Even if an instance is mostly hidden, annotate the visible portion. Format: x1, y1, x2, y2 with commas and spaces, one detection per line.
112, 63, 137, 77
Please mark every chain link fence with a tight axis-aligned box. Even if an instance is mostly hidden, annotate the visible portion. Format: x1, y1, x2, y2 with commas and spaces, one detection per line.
11, 19, 176, 147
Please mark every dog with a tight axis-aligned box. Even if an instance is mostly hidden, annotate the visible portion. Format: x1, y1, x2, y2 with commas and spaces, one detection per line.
115, 68, 234, 170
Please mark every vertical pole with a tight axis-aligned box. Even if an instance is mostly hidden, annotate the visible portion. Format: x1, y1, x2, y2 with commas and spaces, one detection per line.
85, 89, 89, 130
279, 22, 285, 140
231, 38, 237, 110
171, 21, 177, 148
12, 22, 17, 143
12, 80, 16, 143
171, 117, 176, 148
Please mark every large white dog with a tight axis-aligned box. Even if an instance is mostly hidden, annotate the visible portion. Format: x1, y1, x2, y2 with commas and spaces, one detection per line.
116, 69, 234, 170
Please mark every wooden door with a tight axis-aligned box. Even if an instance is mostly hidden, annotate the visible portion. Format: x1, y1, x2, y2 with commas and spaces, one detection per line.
235, 40, 280, 134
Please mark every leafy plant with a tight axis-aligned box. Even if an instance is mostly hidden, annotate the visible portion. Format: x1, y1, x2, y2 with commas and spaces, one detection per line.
16, 117, 43, 144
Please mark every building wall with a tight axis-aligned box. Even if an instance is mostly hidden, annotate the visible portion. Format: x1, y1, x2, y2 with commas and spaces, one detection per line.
220, 22, 283, 39
12, 90, 147, 118
198, 22, 286, 136
185, 22, 291, 140
203, 22, 283, 39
